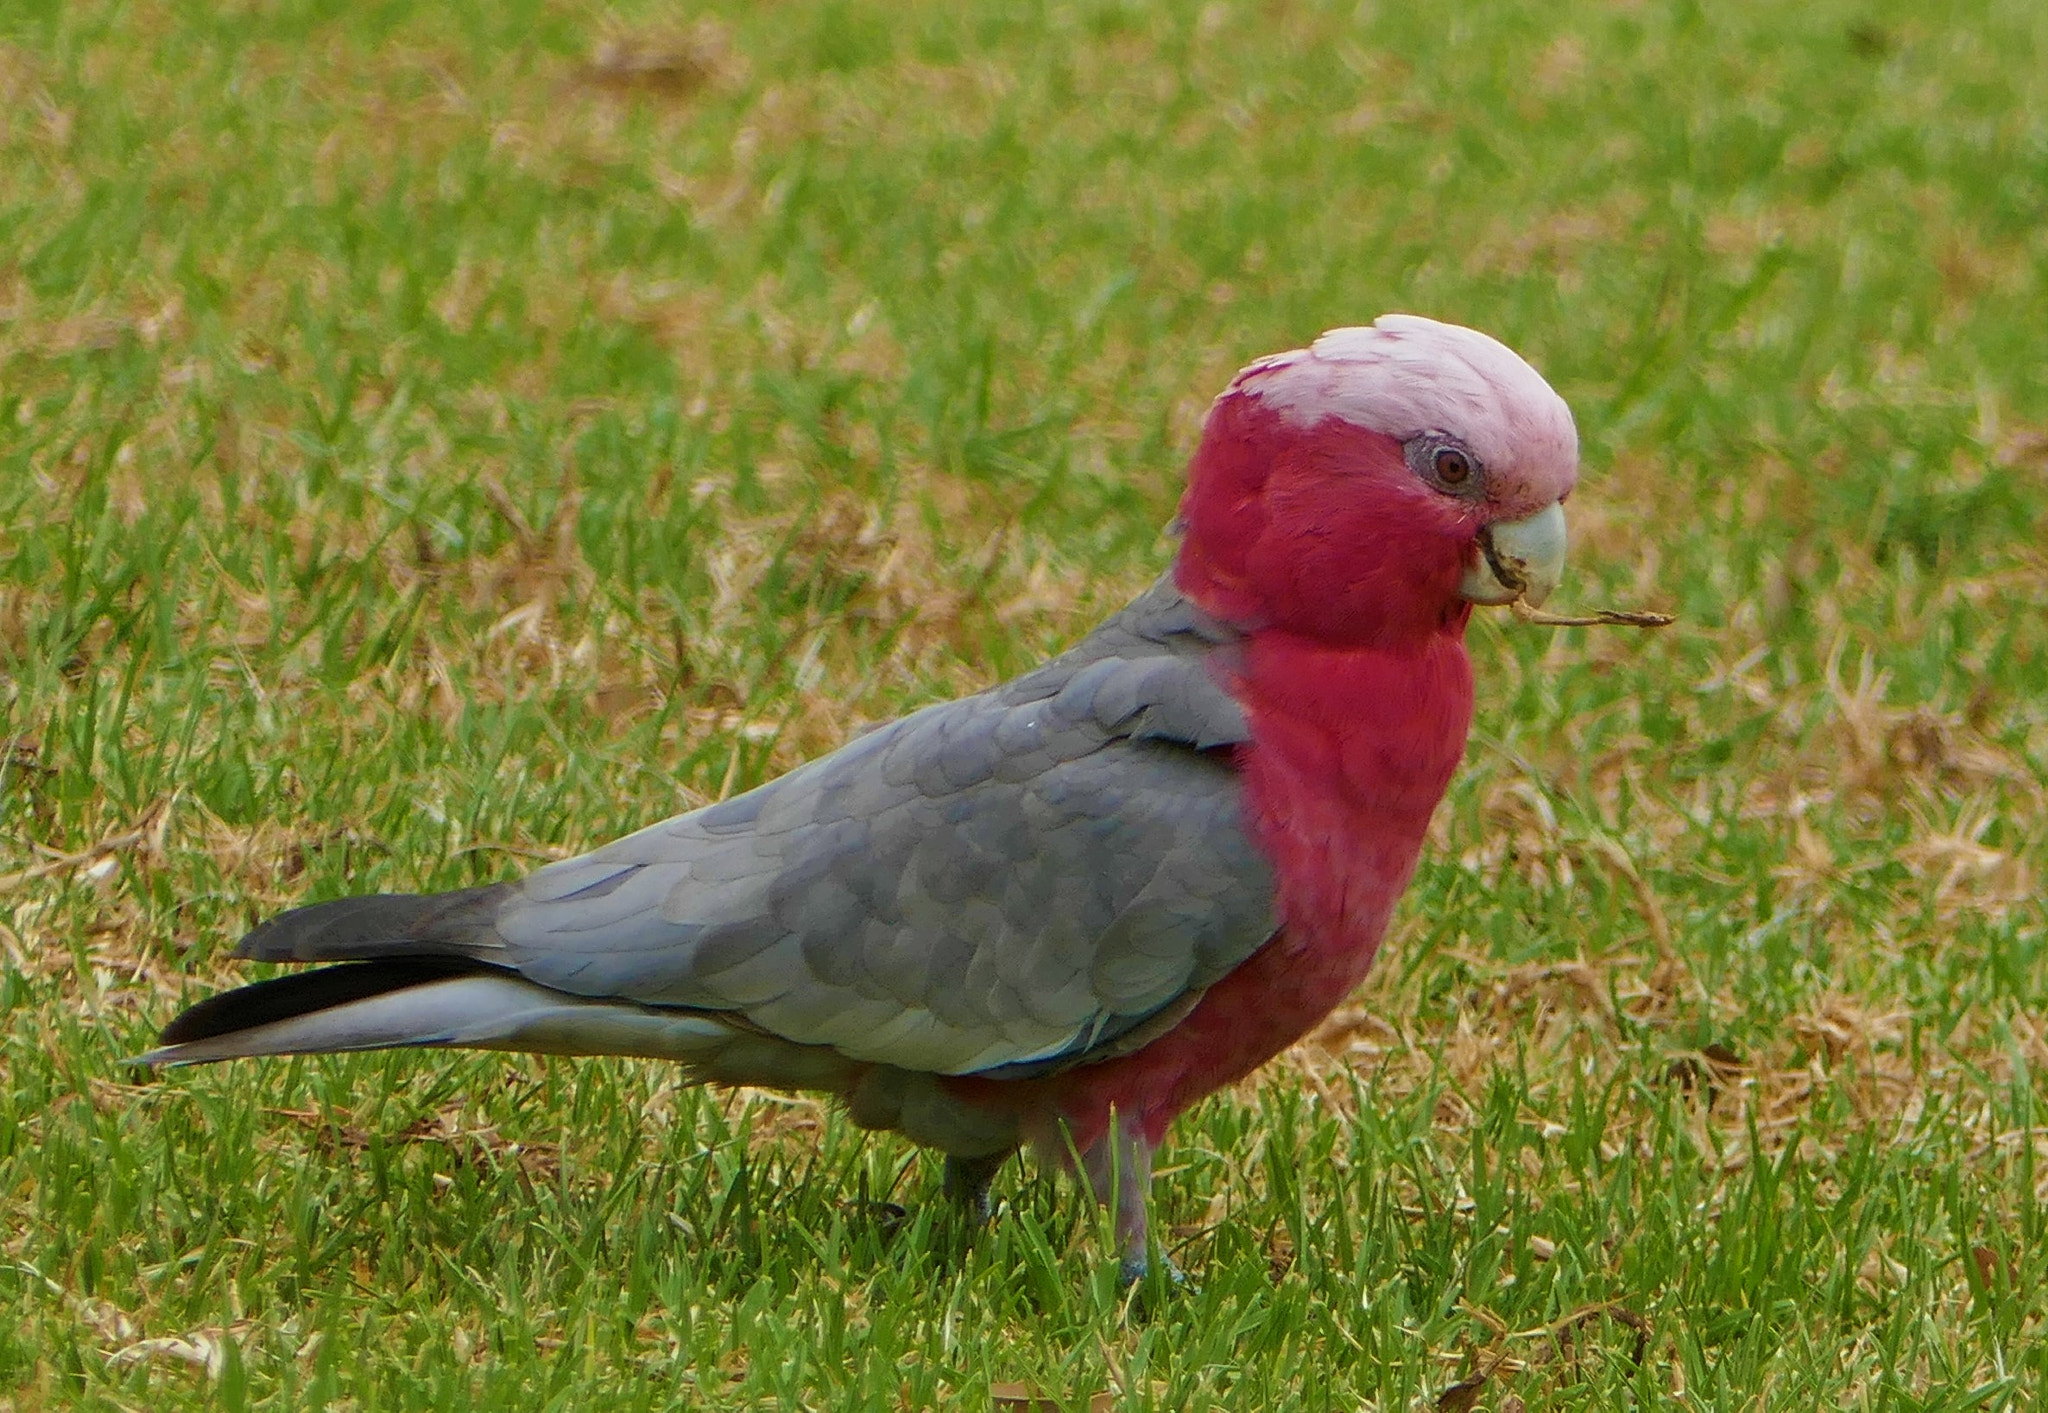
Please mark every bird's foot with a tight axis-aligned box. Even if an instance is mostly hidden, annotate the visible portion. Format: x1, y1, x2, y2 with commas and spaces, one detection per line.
1082, 1114, 1191, 1294
942, 1151, 1011, 1225
1117, 1252, 1192, 1293
844, 1199, 910, 1238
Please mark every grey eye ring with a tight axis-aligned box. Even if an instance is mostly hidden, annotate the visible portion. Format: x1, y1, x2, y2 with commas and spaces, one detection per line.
1405, 432, 1486, 498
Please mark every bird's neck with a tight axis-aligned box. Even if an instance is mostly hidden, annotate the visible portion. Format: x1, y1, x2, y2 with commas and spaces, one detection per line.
1228, 625, 1474, 943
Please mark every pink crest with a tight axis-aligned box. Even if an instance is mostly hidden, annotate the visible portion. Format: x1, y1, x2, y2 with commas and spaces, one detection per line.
1226, 314, 1579, 511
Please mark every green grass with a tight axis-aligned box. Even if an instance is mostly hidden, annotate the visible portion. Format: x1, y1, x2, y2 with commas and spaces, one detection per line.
3, 0, 2046, 1406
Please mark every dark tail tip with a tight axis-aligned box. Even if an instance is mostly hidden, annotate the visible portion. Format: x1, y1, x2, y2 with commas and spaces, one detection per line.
233, 885, 508, 964
158, 957, 498, 1047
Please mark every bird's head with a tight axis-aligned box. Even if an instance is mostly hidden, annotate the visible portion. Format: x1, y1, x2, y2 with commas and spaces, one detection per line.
1174, 314, 1579, 647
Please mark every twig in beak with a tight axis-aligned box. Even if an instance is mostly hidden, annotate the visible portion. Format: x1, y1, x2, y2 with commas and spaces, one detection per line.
1510, 600, 1675, 629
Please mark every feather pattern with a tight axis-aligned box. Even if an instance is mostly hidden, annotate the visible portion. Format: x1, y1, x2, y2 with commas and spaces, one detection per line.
166, 578, 1279, 1080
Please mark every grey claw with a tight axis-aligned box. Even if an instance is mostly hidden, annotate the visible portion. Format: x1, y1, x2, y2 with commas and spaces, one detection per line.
1117, 1253, 1192, 1292
845, 1199, 909, 1237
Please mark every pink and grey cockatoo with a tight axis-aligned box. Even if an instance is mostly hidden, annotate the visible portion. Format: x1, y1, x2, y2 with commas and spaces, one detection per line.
146, 314, 1578, 1280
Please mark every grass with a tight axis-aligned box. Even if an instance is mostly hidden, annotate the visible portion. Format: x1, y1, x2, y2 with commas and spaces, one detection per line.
2, 0, 2045, 1406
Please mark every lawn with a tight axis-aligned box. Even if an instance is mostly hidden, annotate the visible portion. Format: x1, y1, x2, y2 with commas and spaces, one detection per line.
2, 0, 2045, 1407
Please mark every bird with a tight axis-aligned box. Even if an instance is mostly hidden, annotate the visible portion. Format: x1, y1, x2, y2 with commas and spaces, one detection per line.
144, 313, 1580, 1282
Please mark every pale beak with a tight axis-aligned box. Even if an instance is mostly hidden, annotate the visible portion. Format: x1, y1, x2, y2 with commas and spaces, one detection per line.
1461, 501, 1567, 608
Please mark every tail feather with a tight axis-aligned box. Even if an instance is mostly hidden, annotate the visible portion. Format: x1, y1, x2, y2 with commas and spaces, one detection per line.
147, 882, 878, 1088
141, 960, 865, 1090
157, 957, 487, 1047
233, 886, 510, 965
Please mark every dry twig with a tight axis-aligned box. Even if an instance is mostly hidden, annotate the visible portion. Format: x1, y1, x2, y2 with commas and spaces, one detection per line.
1511, 601, 1676, 629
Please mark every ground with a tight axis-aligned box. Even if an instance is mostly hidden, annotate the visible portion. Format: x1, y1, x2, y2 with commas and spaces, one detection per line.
1, 0, 2045, 1408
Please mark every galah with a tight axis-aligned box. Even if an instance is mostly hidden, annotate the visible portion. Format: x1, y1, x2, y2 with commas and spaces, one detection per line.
146, 314, 1579, 1280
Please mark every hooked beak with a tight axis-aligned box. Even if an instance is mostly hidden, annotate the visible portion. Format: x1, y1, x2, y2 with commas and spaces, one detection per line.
1461, 501, 1567, 608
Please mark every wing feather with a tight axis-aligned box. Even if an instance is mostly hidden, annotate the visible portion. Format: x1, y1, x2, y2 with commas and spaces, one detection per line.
251, 578, 1279, 1078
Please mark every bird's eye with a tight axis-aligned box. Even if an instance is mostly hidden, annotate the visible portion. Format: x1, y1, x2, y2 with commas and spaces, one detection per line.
1405, 433, 1485, 497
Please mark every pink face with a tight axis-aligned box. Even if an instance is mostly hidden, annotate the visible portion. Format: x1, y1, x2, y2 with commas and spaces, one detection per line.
1175, 316, 1581, 646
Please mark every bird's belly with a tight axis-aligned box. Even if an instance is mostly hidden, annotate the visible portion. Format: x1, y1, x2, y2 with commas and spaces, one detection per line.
1006, 913, 1387, 1154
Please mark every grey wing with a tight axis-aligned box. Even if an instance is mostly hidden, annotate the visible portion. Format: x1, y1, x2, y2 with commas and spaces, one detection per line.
492, 580, 1279, 1076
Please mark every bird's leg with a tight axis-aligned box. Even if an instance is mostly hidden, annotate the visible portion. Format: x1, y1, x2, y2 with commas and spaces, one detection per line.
941, 1150, 1011, 1223
1081, 1110, 1162, 1285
